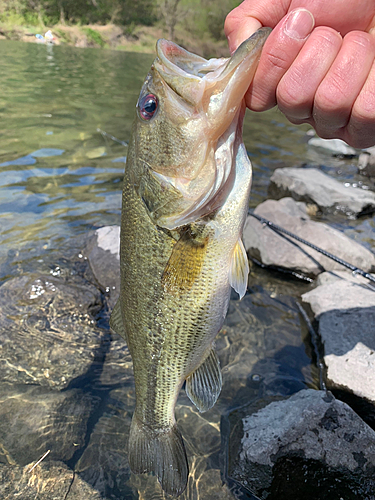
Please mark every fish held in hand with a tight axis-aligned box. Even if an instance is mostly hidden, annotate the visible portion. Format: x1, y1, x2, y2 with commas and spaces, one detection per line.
110, 27, 270, 497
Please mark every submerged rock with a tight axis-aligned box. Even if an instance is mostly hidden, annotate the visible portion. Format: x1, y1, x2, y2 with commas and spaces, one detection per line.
0, 383, 97, 466
243, 198, 375, 276
228, 389, 375, 499
0, 460, 103, 499
302, 271, 375, 406
75, 337, 134, 499
0, 274, 105, 389
268, 167, 375, 217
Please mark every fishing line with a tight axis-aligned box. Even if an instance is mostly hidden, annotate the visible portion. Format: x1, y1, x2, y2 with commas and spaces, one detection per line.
97, 128, 128, 147
248, 211, 375, 288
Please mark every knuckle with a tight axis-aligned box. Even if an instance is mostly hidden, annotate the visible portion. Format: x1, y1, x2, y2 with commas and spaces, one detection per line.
352, 89, 375, 123
315, 74, 348, 111
344, 30, 375, 50
266, 50, 290, 72
278, 67, 307, 106
311, 26, 342, 49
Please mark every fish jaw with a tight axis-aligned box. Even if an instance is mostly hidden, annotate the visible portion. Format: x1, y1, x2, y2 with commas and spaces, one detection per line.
133, 28, 270, 229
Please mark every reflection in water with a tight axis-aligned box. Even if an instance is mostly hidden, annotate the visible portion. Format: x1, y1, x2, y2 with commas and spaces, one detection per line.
0, 39, 374, 499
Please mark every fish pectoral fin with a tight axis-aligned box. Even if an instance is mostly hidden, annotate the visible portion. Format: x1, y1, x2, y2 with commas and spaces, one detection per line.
109, 299, 128, 342
162, 226, 208, 295
129, 417, 188, 497
229, 238, 249, 300
185, 347, 222, 413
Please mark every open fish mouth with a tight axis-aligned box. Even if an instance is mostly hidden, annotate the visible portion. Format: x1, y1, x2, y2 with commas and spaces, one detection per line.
143, 28, 271, 230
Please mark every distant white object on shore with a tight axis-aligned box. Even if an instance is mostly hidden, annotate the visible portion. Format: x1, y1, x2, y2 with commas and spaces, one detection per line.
35, 30, 54, 43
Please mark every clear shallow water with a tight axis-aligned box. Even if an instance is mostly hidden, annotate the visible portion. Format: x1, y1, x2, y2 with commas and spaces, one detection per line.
0, 39, 374, 500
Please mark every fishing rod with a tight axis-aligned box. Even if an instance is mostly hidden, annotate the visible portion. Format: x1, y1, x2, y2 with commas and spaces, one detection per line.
248, 211, 375, 286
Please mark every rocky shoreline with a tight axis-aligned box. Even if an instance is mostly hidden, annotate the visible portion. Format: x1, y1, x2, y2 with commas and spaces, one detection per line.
0, 137, 374, 499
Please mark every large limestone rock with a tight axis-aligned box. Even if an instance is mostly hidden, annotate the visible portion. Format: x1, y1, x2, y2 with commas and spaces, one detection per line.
302, 271, 375, 406
268, 167, 375, 216
229, 389, 375, 499
243, 198, 375, 276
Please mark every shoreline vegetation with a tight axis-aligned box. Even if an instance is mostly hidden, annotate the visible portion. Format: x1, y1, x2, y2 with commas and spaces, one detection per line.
0, 0, 240, 57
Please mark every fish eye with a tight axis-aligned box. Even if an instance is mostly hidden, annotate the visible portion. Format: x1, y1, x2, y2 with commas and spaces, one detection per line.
138, 93, 158, 120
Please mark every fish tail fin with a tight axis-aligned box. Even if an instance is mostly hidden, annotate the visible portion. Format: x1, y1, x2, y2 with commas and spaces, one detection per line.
129, 416, 189, 497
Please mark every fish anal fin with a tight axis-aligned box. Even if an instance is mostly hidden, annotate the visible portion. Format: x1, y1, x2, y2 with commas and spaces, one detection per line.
185, 348, 222, 413
162, 226, 209, 295
129, 416, 188, 497
229, 238, 249, 300
109, 299, 128, 342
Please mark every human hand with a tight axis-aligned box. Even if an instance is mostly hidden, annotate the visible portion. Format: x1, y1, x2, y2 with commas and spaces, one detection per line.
225, 0, 375, 148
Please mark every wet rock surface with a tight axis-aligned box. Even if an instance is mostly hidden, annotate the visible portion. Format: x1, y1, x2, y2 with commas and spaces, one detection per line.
358, 146, 375, 178
227, 389, 375, 500
75, 336, 135, 499
302, 271, 375, 406
0, 383, 97, 467
307, 136, 357, 157
86, 225, 120, 308
268, 167, 375, 216
0, 460, 103, 499
243, 198, 375, 276
0, 273, 105, 389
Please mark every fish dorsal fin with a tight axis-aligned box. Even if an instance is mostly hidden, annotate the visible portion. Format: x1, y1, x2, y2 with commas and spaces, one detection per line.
109, 299, 128, 342
185, 347, 222, 413
162, 225, 208, 295
229, 238, 249, 300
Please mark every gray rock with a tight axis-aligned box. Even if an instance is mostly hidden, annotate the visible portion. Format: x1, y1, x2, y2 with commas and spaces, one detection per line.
87, 225, 120, 308
243, 198, 375, 275
307, 136, 357, 156
0, 274, 105, 389
358, 147, 375, 178
0, 383, 97, 466
302, 271, 375, 405
230, 389, 375, 499
0, 460, 103, 500
268, 167, 375, 216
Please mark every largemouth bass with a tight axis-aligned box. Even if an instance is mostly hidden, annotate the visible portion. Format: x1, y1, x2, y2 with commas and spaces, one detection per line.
110, 28, 270, 497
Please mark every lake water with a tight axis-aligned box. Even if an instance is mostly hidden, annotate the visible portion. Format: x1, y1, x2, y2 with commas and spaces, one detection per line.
0, 39, 374, 499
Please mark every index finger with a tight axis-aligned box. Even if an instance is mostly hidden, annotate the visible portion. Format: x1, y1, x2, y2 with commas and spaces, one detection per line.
245, 9, 315, 111
225, 0, 290, 52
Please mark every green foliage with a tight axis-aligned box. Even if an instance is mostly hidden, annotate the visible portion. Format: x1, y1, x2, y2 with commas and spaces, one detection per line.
83, 27, 105, 47
168, 0, 241, 43
54, 26, 71, 42
0, 0, 241, 47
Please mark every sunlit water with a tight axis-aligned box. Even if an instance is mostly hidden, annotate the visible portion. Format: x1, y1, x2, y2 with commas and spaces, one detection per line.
0, 39, 374, 499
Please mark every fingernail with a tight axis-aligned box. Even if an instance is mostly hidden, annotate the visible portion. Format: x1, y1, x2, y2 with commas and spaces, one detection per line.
285, 9, 315, 40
